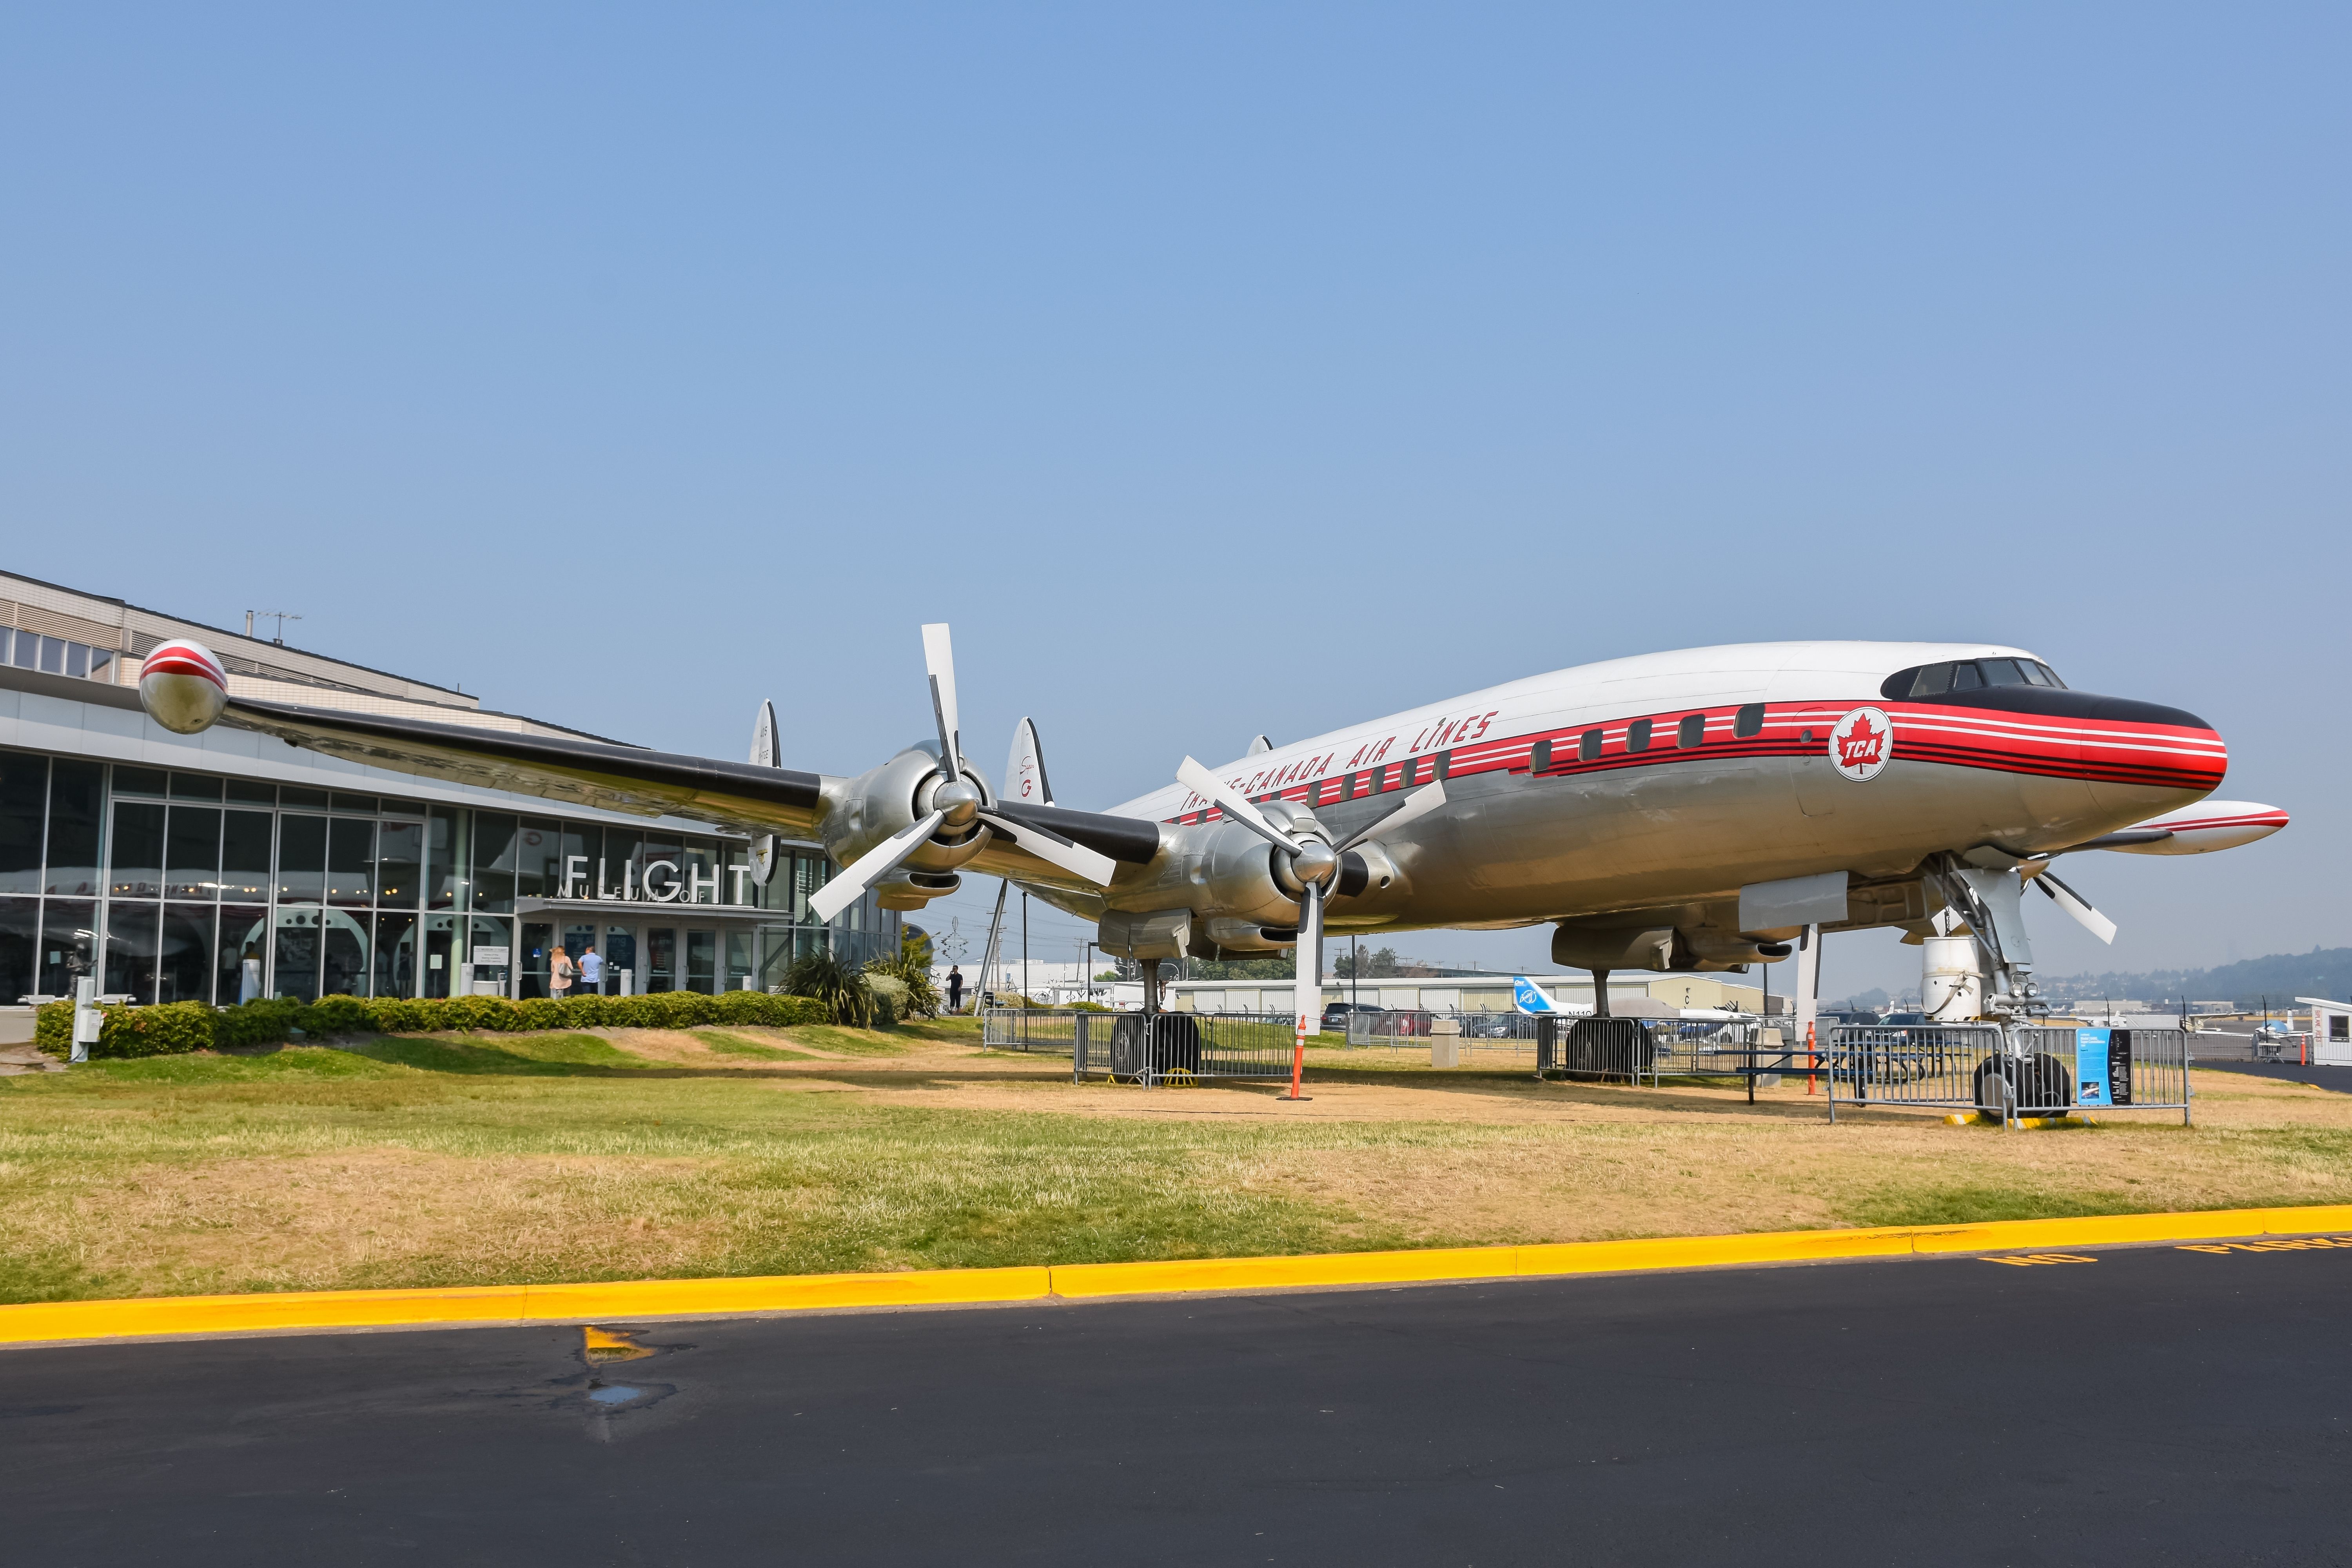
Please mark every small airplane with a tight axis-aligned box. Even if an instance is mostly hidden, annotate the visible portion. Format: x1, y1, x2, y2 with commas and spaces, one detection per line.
135, 630, 2286, 1039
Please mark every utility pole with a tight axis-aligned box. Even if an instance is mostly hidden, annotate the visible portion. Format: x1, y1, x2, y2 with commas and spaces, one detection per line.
1021, 891, 1028, 1005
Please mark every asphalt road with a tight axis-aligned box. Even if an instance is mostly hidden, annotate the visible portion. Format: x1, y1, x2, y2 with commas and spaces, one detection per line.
2197, 1060, 2352, 1089
7, 1243, 2350, 1566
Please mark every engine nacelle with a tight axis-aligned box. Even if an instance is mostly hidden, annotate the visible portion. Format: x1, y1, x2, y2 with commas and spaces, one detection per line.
816, 743, 993, 910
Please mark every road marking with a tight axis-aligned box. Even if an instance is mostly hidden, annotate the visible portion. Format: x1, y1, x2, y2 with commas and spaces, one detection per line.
1982, 1253, 2098, 1267
2178, 1235, 2352, 1255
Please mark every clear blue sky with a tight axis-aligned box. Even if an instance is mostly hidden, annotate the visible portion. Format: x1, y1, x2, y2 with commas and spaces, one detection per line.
4, 4, 2344, 998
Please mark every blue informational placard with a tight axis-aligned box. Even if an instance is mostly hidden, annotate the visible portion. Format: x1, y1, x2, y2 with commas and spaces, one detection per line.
2076, 1027, 2113, 1108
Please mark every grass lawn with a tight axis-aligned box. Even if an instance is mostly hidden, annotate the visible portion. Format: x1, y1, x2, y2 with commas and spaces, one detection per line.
3, 1020, 2349, 1305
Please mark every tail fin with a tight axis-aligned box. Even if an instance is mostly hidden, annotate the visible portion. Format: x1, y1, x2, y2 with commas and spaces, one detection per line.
1005, 717, 1054, 807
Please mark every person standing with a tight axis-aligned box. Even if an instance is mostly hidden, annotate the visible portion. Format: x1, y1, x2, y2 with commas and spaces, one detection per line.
579, 944, 604, 995
552, 943, 575, 1001
946, 965, 964, 1013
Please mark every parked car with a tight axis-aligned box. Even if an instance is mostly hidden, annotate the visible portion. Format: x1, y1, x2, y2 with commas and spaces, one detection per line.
1321, 1002, 1378, 1030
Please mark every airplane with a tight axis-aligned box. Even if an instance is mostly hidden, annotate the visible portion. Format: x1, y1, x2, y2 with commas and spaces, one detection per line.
133, 630, 2287, 1043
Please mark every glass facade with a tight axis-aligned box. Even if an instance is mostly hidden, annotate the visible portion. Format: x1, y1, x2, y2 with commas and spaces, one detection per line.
0, 746, 896, 1006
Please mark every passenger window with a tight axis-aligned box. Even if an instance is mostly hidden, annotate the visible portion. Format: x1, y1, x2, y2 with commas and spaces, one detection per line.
1950, 662, 1984, 691
1911, 663, 1952, 697
1530, 739, 1552, 774
1580, 729, 1602, 762
1733, 704, 1764, 739
1627, 719, 1651, 753
1980, 659, 2027, 686
1677, 715, 1705, 748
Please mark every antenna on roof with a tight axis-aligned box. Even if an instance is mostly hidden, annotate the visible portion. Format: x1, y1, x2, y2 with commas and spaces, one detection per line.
244, 610, 302, 646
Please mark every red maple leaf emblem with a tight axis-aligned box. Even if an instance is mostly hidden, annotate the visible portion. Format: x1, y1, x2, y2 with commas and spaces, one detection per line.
1837, 713, 1886, 769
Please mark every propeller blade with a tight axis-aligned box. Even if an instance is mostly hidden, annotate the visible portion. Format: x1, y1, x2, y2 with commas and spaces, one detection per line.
977, 809, 1116, 886
1337, 779, 1448, 853
1176, 757, 1302, 854
921, 623, 963, 776
807, 810, 946, 924
1296, 881, 1323, 1038
2034, 869, 2117, 945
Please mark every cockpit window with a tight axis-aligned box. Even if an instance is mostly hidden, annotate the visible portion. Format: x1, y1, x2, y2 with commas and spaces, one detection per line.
1881, 658, 2071, 700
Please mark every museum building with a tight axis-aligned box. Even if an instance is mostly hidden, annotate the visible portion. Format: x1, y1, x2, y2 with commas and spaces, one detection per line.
0, 568, 896, 1008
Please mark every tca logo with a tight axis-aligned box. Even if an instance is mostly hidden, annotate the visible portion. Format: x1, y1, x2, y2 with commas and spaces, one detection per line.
1830, 706, 1893, 782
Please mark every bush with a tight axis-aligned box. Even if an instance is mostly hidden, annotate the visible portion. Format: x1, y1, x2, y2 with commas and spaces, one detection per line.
782, 949, 877, 1028
866, 934, 942, 1019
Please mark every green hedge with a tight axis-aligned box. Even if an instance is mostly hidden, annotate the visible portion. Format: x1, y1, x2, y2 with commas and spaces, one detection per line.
34, 989, 835, 1060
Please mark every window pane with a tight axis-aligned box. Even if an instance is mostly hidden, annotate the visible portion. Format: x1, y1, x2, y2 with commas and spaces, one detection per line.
104, 902, 160, 1001
515, 819, 560, 902
2018, 660, 2052, 687
605, 927, 637, 990
220, 906, 268, 1004
564, 823, 600, 899
520, 920, 553, 1000
273, 907, 321, 1001
0, 895, 36, 1004
36, 900, 96, 1000
1627, 719, 1652, 753
278, 814, 326, 903
280, 786, 328, 809
469, 916, 511, 996
373, 911, 417, 1000
606, 829, 645, 898
1980, 658, 2027, 686
88, 648, 115, 682
65, 642, 89, 679
37, 635, 64, 675
1677, 715, 1705, 748
330, 793, 378, 813
165, 805, 221, 899
1733, 704, 1765, 740
8, 631, 31, 668
220, 810, 273, 900
726, 931, 753, 989
0, 752, 45, 895
1950, 662, 1984, 691
109, 800, 165, 899
2035, 662, 2067, 690
44, 760, 102, 897
321, 910, 368, 997
1911, 663, 1952, 697
376, 819, 423, 909
686, 929, 716, 993
225, 779, 276, 806
158, 904, 214, 1004
422, 913, 457, 998
1579, 730, 1602, 762
327, 817, 375, 906
684, 837, 719, 906
171, 773, 223, 801
470, 813, 517, 913
426, 807, 466, 909
113, 766, 166, 796
646, 927, 676, 992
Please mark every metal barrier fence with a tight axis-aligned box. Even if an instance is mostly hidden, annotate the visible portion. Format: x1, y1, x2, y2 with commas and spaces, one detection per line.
982, 1009, 1297, 1086
1824, 1024, 2191, 1125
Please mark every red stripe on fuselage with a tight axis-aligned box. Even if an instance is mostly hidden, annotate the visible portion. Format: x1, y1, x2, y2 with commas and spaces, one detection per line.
1164, 699, 2226, 822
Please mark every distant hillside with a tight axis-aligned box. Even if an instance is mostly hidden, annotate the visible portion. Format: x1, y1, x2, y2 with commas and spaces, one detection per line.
2042, 947, 2352, 1009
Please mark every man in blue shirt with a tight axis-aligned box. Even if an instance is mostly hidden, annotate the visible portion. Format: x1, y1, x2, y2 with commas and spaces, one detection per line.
578, 945, 604, 995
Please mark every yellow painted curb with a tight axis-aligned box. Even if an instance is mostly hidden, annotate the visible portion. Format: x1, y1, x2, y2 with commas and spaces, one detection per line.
7, 1205, 2352, 1347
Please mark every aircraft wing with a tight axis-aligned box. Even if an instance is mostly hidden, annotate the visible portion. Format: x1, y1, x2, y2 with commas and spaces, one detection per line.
221, 697, 830, 836
213, 697, 1162, 889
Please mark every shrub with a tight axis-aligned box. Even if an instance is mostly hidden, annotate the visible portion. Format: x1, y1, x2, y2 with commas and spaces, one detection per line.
866, 933, 942, 1019
306, 995, 370, 1037
782, 949, 876, 1028
214, 997, 309, 1051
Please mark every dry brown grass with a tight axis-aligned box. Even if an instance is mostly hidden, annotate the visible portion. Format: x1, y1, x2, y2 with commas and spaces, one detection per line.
3, 1021, 2347, 1303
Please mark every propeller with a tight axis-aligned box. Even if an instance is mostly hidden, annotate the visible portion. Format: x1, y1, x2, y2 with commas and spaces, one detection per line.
806, 626, 1116, 924
1175, 756, 1447, 1038
2029, 865, 2117, 945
